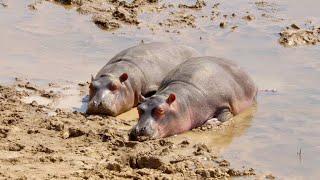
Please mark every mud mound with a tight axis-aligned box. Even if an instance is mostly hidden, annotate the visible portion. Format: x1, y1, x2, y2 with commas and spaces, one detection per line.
279, 24, 320, 47
0, 84, 258, 179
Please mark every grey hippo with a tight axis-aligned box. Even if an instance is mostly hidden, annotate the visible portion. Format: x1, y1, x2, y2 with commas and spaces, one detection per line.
129, 56, 257, 140
87, 42, 200, 116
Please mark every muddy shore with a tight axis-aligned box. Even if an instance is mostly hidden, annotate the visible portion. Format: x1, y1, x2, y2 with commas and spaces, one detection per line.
26, 0, 320, 47
0, 84, 266, 179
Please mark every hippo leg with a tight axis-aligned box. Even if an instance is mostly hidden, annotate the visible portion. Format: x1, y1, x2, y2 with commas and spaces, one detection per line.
217, 109, 233, 122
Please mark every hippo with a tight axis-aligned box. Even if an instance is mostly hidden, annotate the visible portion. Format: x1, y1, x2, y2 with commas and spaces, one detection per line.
129, 56, 257, 140
87, 42, 200, 116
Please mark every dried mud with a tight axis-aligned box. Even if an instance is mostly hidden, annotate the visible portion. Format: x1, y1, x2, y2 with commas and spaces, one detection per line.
0, 84, 261, 179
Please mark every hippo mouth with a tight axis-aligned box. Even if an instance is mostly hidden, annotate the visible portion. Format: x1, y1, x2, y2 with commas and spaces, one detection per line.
128, 125, 160, 141
86, 102, 118, 116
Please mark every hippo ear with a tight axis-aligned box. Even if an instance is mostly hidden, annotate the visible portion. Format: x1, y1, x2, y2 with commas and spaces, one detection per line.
166, 93, 176, 105
119, 73, 128, 83
138, 94, 147, 103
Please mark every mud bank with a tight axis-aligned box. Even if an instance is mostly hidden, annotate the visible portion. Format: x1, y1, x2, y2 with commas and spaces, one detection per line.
279, 23, 320, 47
0, 84, 266, 179
27, 0, 318, 48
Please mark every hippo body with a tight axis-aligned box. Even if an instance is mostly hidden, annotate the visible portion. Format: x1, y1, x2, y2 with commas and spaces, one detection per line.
130, 56, 257, 140
87, 42, 200, 116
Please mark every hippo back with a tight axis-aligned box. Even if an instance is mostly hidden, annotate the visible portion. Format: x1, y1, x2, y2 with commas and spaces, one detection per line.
105, 42, 200, 91
160, 56, 257, 114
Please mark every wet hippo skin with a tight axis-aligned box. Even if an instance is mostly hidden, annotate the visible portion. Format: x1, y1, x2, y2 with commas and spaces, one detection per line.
130, 56, 258, 140
87, 42, 200, 116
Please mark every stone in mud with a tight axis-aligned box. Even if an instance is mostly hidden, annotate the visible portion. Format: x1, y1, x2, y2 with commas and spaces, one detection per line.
104, 161, 122, 172
193, 143, 211, 155
39, 156, 63, 163
130, 155, 164, 169
92, 14, 120, 31
227, 168, 255, 176
219, 21, 227, 28
46, 119, 64, 131
27, 128, 40, 134
217, 159, 230, 167
279, 25, 320, 47
8, 143, 25, 151
99, 133, 112, 142
291, 23, 300, 30
54, 0, 72, 5
62, 127, 86, 138
243, 15, 255, 21
35, 144, 55, 154
0, 127, 9, 138
136, 169, 151, 176
158, 139, 173, 146
179, 140, 190, 147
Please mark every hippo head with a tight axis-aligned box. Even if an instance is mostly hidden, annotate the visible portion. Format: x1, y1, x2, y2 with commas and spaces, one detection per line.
129, 93, 180, 141
87, 73, 134, 116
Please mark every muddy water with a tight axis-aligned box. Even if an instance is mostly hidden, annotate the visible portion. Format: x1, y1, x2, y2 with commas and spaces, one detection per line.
1, 0, 320, 178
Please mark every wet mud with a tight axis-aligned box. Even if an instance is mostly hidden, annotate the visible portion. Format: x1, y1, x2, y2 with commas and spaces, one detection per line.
0, 84, 260, 179
24, 0, 320, 47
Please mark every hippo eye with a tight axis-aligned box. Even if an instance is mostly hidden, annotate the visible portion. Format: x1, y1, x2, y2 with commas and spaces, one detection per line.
152, 107, 165, 118
109, 82, 118, 91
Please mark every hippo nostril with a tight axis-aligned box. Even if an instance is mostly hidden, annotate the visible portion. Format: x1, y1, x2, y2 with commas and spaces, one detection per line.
99, 102, 103, 107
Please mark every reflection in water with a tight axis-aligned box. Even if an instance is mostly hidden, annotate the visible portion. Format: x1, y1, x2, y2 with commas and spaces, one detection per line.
170, 106, 257, 154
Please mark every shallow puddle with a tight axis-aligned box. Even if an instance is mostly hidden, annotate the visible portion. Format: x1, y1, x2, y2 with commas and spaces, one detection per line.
1, 0, 320, 178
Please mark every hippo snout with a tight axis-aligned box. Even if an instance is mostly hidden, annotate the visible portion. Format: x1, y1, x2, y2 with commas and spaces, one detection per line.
87, 99, 118, 116
92, 99, 102, 108
129, 123, 158, 141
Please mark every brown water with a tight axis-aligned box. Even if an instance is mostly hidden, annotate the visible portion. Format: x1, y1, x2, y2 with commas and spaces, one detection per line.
1, 0, 320, 178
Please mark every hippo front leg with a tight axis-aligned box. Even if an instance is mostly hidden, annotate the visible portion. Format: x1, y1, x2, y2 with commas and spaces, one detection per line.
217, 108, 233, 122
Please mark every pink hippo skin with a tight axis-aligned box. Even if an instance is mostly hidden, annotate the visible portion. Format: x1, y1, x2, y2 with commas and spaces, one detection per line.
87, 42, 200, 116
129, 56, 257, 140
